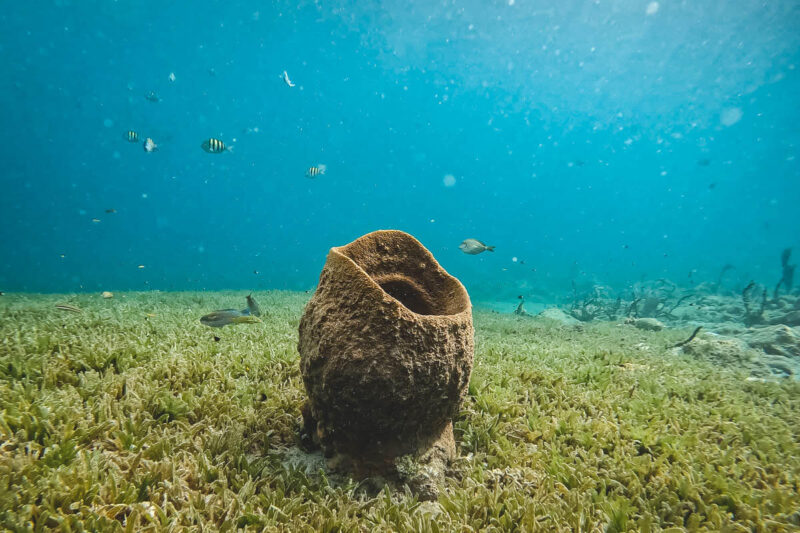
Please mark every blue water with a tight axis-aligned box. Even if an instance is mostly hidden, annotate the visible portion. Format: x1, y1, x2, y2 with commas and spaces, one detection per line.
1, 1, 799, 302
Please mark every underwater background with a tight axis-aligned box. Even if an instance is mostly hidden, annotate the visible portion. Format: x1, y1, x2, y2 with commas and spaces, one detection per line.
3, 3, 800, 530
1, 0, 799, 302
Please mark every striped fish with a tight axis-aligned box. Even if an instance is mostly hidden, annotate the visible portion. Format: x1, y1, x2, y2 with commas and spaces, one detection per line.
201, 138, 231, 154
124, 130, 139, 143
305, 164, 326, 178
55, 303, 82, 313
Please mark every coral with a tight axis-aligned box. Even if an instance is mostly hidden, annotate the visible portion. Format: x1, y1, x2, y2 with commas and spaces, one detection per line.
537, 308, 581, 326
625, 317, 665, 331
774, 248, 796, 299
677, 334, 759, 366
741, 325, 800, 359
742, 281, 767, 326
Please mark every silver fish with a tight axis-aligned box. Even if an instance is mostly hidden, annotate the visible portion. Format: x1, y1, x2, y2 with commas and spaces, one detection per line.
246, 294, 262, 317
459, 239, 495, 255
200, 309, 261, 328
143, 137, 158, 152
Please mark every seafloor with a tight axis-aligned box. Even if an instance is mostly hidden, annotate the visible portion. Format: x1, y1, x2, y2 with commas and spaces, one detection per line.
0, 290, 798, 531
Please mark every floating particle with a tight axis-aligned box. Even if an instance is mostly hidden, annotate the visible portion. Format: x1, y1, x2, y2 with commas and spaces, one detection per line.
512, 257, 518, 262
646, 2, 659, 15
103, 118, 113, 128
138, 265, 145, 269
443, 174, 456, 187
720, 107, 743, 127
168, 72, 176, 82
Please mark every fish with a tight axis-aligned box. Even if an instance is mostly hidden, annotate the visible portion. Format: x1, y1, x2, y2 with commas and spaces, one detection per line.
101, 291, 113, 299
168, 72, 176, 82
144, 91, 160, 102
105, 208, 117, 214
55, 303, 82, 313
246, 294, 262, 317
91, 218, 101, 223
201, 138, 232, 154
459, 239, 495, 255
143, 138, 158, 152
305, 164, 326, 178
124, 130, 139, 143
200, 309, 262, 328
282, 70, 296, 87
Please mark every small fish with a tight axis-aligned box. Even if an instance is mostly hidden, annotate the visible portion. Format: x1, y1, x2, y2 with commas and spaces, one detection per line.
138, 265, 145, 269
200, 309, 261, 328
201, 138, 232, 154
101, 291, 114, 299
459, 239, 495, 255
305, 164, 326, 178
708, 182, 717, 190
168, 72, 176, 82
145, 91, 160, 102
105, 208, 117, 214
55, 303, 82, 313
282, 70, 296, 87
143, 138, 158, 152
91, 218, 101, 223
124, 130, 139, 143
246, 294, 262, 317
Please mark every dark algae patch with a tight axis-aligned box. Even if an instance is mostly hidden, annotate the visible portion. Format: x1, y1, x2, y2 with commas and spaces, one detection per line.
1, 291, 799, 531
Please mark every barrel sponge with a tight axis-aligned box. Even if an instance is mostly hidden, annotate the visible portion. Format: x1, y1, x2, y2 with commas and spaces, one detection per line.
298, 230, 474, 474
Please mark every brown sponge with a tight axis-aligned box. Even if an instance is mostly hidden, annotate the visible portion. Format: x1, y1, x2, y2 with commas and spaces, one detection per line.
298, 230, 474, 478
